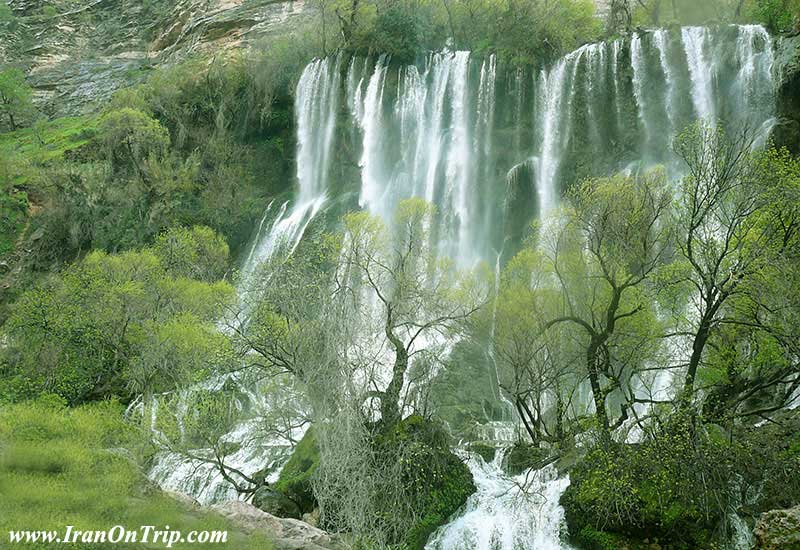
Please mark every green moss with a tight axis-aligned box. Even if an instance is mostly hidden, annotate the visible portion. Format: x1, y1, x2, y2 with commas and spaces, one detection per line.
274, 426, 319, 514
377, 415, 476, 549
468, 442, 496, 463
562, 415, 800, 550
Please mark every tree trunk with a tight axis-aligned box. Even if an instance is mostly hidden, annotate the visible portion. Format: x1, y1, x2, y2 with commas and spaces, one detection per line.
381, 307, 407, 429
587, 339, 610, 433
516, 398, 537, 443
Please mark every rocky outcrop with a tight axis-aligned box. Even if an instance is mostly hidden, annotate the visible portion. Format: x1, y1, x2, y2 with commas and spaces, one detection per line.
773, 34, 800, 154
209, 500, 343, 550
252, 486, 302, 519
754, 505, 800, 549
1, 0, 311, 116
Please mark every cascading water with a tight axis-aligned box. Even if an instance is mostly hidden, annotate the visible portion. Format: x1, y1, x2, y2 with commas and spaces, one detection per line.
426, 454, 571, 550
147, 57, 342, 503
148, 25, 777, 548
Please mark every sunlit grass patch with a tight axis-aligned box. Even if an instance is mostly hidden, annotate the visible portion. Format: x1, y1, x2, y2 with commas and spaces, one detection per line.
0, 398, 274, 549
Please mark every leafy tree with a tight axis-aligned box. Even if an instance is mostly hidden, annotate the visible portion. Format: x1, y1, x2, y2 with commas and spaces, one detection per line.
95, 108, 170, 179
0, 68, 34, 131
153, 225, 230, 282
668, 124, 775, 407
531, 170, 672, 433
494, 247, 580, 443
700, 146, 800, 419
3, 227, 234, 405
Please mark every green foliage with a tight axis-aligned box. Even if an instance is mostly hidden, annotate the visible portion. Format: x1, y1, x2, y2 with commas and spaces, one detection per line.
358, 3, 434, 63
563, 414, 800, 549
2, 229, 234, 404
153, 225, 229, 282
0, 67, 34, 131
275, 427, 320, 513
746, 0, 800, 32
0, 398, 275, 549
326, 0, 602, 66
95, 108, 170, 174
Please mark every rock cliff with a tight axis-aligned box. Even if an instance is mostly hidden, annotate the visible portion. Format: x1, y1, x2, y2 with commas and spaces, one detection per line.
1, 0, 311, 116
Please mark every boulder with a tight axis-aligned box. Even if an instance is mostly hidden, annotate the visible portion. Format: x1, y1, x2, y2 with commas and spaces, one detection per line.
754, 505, 800, 550
209, 500, 342, 550
252, 486, 301, 519
274, 427, 319, 514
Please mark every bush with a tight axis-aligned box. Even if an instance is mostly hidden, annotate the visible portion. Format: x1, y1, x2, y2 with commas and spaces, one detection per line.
562, 414, 800, 549
366, 4, 433, 63
746, 0, 800, 33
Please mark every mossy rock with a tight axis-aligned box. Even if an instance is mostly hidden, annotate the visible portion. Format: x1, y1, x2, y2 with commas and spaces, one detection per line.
252, 486, 302, 519
378, 415, 476, 549
274, 426, 319, 514
503, 441, 548, 476
468, 442, 496, 463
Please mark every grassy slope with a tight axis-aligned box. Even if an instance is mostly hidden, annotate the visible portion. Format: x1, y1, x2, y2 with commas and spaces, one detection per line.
0, 399, 274, 549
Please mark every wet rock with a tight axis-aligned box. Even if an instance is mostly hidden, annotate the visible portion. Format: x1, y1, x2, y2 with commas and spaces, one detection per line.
4, 0, 312, 116
252, 486, 301, 519
754, 505, 800, 549
774, 34, 800, 154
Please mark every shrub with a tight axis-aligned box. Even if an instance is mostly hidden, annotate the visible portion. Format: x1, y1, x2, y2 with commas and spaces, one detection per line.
562, 414, 800, 549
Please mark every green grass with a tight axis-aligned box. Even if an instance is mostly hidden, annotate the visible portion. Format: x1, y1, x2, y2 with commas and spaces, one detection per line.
0, 116, 98, 170
0, 116, 97, 257
0, 398, 275, 549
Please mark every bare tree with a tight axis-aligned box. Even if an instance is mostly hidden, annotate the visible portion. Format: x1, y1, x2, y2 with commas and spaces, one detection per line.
670, 123, 768, 407
336, 198, 488, 429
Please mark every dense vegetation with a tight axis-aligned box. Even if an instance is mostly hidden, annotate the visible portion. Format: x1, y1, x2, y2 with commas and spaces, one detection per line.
1, 0, 800, 548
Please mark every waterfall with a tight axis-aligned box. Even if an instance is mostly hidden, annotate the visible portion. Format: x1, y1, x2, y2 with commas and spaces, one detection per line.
426, 454, 571, 550
654, 29, 678, 140
682, 27, 717, 123
240, 56, 342, 286
535, 54, 571, 217
631, 33, 651, 148
147, 57, 342, 503
148, 25, 778, 547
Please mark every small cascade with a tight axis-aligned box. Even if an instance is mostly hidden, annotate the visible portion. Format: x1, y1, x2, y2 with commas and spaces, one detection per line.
630, 33, 652, 148
426, 450, 571, 550
535, 53, 571, 217
240, 56, 342, 288
146, 56, 341, 502
654, 29, 678, 141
